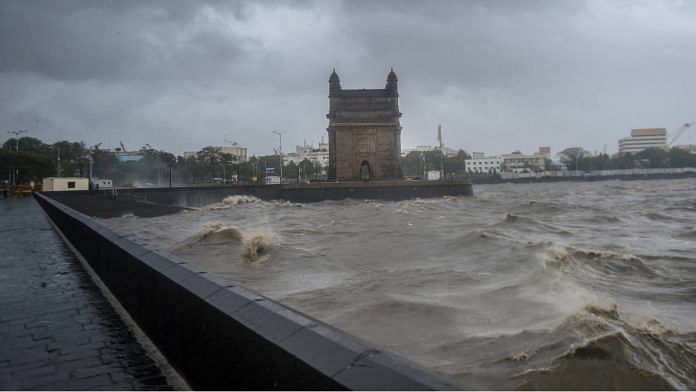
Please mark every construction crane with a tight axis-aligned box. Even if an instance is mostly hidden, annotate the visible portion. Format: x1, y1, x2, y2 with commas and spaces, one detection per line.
669, 122, 695, 146
120, 141, 127, 152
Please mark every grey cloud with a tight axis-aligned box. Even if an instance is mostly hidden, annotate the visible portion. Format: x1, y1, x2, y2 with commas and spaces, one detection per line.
2, 0, 696, 156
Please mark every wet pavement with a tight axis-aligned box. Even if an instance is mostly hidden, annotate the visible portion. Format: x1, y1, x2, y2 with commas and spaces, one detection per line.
0, 197, 174, 390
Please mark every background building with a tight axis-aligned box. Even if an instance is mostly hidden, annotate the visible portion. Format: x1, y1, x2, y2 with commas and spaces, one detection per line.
502, 150, 546, 173
618, 128, 667, 154
284, 141, 330, 168
465, 155, 502, 174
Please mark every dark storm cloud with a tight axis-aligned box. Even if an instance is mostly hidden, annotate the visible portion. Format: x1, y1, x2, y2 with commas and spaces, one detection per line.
0, 1, 250, 82
2, 0, 696, 156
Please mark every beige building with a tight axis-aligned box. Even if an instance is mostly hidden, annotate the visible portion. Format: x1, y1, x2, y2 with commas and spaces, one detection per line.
502, 151, 546, 173
618, 128, 667, 154
43, 177, 89, 191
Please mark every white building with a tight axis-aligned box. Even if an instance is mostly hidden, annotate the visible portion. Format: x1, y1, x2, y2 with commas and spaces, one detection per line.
284, 141, 329, 168
43, 177, 89, 191
465, 155, 503, 174
618, 128, 667, 154
90, 178, 113, 190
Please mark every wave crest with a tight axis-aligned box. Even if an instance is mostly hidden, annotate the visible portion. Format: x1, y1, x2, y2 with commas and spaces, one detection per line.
206, 195, 259, 209
513, 302, 696, 390
242, 229, 278, 262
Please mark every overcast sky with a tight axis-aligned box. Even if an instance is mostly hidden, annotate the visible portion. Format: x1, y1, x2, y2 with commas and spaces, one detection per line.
2, 0, 696, 156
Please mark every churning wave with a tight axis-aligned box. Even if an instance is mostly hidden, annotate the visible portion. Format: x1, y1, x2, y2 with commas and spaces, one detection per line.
205, 195, 259, 210
176, 222, 278, 262
511, 302, 696, 390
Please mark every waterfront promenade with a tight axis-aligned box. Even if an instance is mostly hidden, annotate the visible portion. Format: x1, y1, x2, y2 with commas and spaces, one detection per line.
0, 197, 173, 390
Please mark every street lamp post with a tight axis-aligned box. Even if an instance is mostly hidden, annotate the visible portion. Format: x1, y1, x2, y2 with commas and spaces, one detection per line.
8, 130, 27, 152
272, 130, 285, 182
7, 130, 28, 186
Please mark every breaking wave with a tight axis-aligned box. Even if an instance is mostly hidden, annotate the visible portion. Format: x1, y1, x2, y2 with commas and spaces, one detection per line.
206, 195, 259, 209
509, 301, 696, 390
541, 243, 658, 277
179, 222, 278, 262
242, 229, 278, 262
193, 222, 243, 241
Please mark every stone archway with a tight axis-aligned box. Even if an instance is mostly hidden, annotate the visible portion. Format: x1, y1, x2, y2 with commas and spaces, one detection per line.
360, 160, 372, 181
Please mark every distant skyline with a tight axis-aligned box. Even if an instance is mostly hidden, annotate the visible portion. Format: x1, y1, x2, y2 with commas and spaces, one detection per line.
2, 0, 696, 157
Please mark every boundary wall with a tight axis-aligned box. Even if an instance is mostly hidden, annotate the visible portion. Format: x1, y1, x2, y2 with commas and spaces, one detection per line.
33, 192, 457, 390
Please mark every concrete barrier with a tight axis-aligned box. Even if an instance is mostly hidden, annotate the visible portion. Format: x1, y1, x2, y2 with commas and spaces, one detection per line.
34, 192, 457, 390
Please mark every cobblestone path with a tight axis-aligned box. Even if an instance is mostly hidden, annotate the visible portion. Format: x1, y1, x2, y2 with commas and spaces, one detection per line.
0, 197, 174, 390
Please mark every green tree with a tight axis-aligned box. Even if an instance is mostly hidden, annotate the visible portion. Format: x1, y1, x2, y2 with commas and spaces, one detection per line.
558, 147, 590, 170
635, 148, 669, 168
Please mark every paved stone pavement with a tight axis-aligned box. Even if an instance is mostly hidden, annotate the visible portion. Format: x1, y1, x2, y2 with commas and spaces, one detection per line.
0, 197, 174, 390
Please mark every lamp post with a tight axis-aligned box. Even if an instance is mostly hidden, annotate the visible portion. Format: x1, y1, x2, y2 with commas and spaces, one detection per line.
272, 130, 285, 182
8, 130, 27, 152
7, 130, 28, 186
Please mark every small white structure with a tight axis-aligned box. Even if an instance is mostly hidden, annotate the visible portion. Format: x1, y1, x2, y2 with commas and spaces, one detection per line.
265, 175, 281, 184
427, 171, 441, 181
43, 177, 89, 191
91, 178, 113, 190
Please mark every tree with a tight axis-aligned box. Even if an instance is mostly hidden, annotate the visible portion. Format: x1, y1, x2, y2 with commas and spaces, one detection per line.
445, 149, 471, 175
558, 147, 590, 170
401, 151, 424, 177
635, 148, 669, 168
670, 147, 696, 167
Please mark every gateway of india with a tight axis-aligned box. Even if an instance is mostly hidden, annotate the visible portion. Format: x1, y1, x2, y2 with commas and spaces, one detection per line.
326, 69, 403, 181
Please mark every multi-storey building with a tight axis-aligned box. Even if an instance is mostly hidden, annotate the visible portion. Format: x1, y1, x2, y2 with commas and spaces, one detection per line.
285, 141, 330, 168
618, 128, 667, 154
465, 156, 503, 174
502, 151, 546, 173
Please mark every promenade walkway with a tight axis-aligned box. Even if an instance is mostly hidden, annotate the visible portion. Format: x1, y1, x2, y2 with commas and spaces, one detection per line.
0, 197, 173, 390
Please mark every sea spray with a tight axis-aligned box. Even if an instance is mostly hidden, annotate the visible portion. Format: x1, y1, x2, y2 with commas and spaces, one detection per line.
242, 229, 278, 262
222, 195, 257, 205
196, 222, 224, 239
205, 195, 259, 210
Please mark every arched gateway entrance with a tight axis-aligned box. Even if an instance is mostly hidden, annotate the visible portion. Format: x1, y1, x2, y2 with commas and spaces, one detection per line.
360, 161, 372, 181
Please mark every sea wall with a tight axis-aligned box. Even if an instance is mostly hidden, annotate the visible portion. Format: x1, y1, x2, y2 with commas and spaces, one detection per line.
43, 180, 473, 217
33, 192, 456, 390
115, 180, 473, 207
